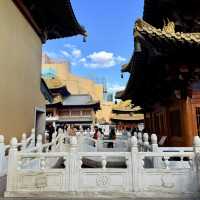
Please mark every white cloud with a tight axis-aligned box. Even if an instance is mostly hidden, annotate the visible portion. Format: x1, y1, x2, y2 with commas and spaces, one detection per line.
87, 51, 113, 64
60, 50, 70, 57
108, 83, 125, 92
79, 58, 86, 63
115, 56, 126, 63
45, 45, 126, 69
72, 49, 82, 58
64, 44, 76, 49
80, 51, 126, 68
71, 62, 77, 66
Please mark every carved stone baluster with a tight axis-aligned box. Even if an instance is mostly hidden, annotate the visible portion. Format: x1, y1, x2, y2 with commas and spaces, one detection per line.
63, 156, 68, 168
36, 134, 43, 152
30, 128, 35, 147
164, 156, 170, 169
138, 132, 142, 151
180, 155, 184, 164
7, 137, 18, 191
21, 133, 27, 151
101, 156, 107, 169
140, 158, 145, 168
79, 156, 83, 169
40, 157, 46, 170
17, 158, 22, 170
143, 133, 149, 152
189, 157, 193, 169
125, 157, 129, 168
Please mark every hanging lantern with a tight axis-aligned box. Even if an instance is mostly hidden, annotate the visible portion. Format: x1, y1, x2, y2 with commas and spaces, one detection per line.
83, 35, 87, 42
121, 73, 124, 79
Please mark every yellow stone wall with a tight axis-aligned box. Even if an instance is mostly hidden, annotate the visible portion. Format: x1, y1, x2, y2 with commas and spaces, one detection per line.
42, 62, 104, 102
0, 0, 45, 143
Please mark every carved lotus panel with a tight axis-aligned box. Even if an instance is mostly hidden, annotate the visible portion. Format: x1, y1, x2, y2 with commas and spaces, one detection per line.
96, 175, 110, 187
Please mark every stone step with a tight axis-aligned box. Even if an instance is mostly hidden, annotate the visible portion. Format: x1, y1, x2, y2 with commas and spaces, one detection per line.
2, 191, 200, 200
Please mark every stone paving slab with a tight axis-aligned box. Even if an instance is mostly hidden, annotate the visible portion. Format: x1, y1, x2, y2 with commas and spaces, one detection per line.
0, 198, 199, 200
1, 191, 199, 200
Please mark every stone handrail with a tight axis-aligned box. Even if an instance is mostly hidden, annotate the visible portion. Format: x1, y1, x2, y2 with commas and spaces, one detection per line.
4, 135, 200, 197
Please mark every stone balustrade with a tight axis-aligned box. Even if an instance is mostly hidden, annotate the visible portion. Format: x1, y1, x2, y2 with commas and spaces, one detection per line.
3, 134, 200, 198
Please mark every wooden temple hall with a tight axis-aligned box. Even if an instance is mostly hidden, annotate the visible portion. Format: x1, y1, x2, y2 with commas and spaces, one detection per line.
118, 0, 200, 146
44, 78, 100, 128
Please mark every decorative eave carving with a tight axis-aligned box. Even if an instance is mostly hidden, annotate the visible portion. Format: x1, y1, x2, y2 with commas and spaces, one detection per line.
135, 19, 200, 44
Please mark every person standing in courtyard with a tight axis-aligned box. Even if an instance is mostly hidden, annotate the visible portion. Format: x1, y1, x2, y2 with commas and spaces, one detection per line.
93, 126, 100, 140
47, 123, 55, 142
108, 127, 116, 148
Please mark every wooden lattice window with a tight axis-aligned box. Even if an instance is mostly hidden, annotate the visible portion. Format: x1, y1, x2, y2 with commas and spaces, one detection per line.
82, 110, 91, 116
71, 110, 80, 116
196, 107, 200, 136
59, 110, 70, 116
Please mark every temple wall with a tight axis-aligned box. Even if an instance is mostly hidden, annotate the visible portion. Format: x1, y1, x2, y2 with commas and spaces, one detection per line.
0, 0, 45, 143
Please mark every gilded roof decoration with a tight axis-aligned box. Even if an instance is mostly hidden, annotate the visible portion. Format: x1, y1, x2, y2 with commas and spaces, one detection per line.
162, 19, 175, 34
111, 113, 144, 121
44, 77, 65, 89
135, 19, 200, 43
112, 100, 142, 112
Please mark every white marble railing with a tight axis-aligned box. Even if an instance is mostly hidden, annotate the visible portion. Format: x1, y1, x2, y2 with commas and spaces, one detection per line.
4, 135, 200, 197
0, 128, 67, 178
0, 129, 36, 176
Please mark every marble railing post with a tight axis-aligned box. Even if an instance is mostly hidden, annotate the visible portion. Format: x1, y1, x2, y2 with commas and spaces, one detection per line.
6, 138, 18, 191
143, 133, 149, 152
131, 136, 139, 192
151, 134, 159, 168
21, 133, 27, 151
0, 135, 5, 176
36, 135, 42, 152
30, 128, 35, 147
68, 136, 79, 191
193, 136, 200, 188
58, 129, 65, 152
137, 132, 142, 151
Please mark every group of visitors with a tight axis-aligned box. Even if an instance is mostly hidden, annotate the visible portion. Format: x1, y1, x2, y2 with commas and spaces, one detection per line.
46, 123, 143, 148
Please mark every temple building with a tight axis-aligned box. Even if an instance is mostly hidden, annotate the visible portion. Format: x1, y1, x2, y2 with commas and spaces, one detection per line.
44, 78, 100, 128
42, 55, 104, 102
42, 54, 113, 124
119, 0, 200, 146
111, 100, 144, 130
0, 0, 86, 142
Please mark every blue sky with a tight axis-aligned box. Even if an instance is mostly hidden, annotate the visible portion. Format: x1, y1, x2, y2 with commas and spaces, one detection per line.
43, 0, 144, 93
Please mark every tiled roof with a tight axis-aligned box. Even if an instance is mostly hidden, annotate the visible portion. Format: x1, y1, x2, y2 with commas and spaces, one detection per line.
44, 78, 65, 89
135, 19, 200, 45
63, 94, 99, 106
